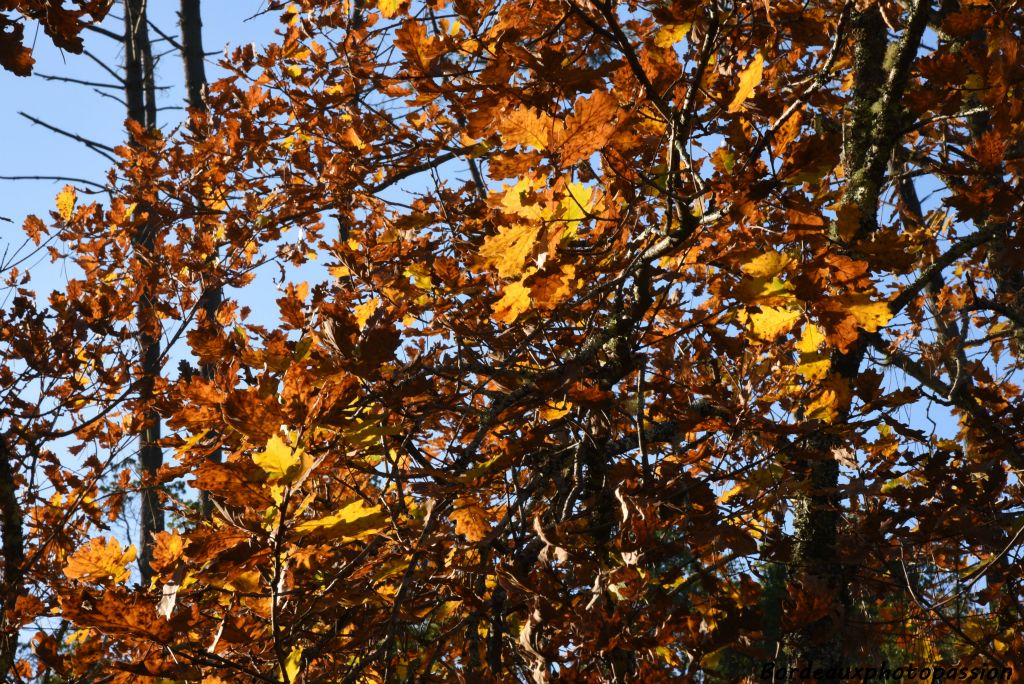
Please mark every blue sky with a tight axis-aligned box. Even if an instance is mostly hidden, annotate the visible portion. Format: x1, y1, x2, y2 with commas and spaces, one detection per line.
1, 3, 279, 278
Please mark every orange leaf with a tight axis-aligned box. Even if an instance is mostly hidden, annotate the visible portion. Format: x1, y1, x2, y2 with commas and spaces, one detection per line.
491, 276, 533, 324
728, 53, 764, 112
479, 224, 541, 278
555, 89, 618, 167
499, 105, 555, 152
450, 499, 491, 542
64, 537, 137, 585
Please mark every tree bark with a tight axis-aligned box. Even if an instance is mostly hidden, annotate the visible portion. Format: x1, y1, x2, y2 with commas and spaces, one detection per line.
0, 434, 25, 679
178, 0, 222, 520
123, 0, 162, 585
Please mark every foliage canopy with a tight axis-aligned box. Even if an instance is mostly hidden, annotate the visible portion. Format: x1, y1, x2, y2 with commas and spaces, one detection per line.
2, 0, 1024, 681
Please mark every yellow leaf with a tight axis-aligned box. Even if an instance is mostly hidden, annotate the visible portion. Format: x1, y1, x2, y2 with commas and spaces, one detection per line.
354, 298, 380, 330
378, 0, 402, 18
539, 399, 572, 420
283, 647, 302, 683
227, 570, 261, 593
731, 276, 795, 304
805, 375, 851, 423
253, 435, 308, 485
796, 323, 830, 379
797, 355, 831, 381
479, 223, 541, 278
748, 306, 801, 340
56, 185, 77, 221
796, 323, 826, 353
293, 499, 388, 540
64, 537, 136, 585
846, 298, 892, 332
740, 251, 792, 278
450, 499, 491, 542
558, 183, 594, 236
728, 53, 764, 112
717, 482, 744, 504
491, 277, 533, 324
498, 177, 547, 220
654, 23, 691, 48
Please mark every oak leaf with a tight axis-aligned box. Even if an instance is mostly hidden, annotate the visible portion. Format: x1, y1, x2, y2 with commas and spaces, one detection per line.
479, 223, 541, 278
56, 185, 77, 221
450, 499, 491, 542
491, 277, 533, 324
64, 537, 137, 585
728, 53, 764, 112
748, 306, 801, 340
294, 499, 388, 541
253, 434, 309, 485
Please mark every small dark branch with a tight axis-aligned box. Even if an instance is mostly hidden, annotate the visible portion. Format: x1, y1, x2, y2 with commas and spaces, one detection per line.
82, 48, 127, 83
17, 112, 118, 162
33, 72, 124, 89
0, 175, 107, 189
148, 18, 185, 52
971, 297, 1024, 331
889, 226, 997, 316
84, 23, 126, 42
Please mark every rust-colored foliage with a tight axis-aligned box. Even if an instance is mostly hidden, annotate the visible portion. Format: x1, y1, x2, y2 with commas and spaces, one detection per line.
3, 0, 1024, 681
0, 1, 109, 75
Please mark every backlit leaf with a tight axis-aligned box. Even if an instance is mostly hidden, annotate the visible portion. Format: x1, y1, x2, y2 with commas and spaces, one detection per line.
479, 223, 541, 278
64, 537, 137, 585
56, 185, 77, 221
728, 53, 764, 112
748, 306, 801, 340
294, 499, 388, 540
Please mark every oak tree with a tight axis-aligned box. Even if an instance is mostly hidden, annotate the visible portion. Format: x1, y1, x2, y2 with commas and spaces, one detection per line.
3, 0, 1024, 681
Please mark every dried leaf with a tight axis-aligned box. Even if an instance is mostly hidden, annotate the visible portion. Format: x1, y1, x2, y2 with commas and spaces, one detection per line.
728, 53, 764, 112
64, 537, 137, 585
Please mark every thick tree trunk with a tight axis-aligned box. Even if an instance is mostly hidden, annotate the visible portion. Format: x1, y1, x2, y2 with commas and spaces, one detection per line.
0, 435, 25, 679
178, 0, 222, 520
785, 2, 929, 673
123, 0, 162, 585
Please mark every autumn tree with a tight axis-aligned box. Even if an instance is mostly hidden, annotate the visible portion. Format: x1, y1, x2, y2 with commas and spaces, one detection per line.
4, 0, 1024, 681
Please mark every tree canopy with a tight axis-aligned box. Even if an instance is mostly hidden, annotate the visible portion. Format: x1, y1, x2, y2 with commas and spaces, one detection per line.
2, 0, 1023, 681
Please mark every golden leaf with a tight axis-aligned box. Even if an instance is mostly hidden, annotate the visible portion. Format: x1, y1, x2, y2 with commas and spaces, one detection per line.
354, 297, 381, 330
293, 499, 388, 540
284, 647, 303, 682
558, 183, 594, 236
499, 106, 554, 151
727, 53, 764, 112
150, 531, 185, 573
748, 306, 801, 340
805, 375, 851, 423
64, 537, 137, 585
498, 177, 547, 220
845, 297, 892, 332
253, 434, 309, 485
378, 0, 402, 18
731, 276, 795, 305
56, 185, 77, 221
740, 251, 792, 278
450, 499, 491, 542
491, 277, 533, 324
796, 323, 826, 353
654, 23, 691, 48
479, 223, 541, 278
